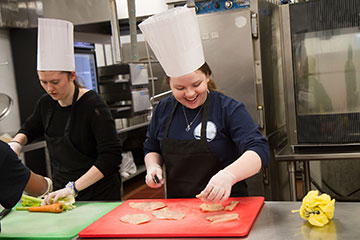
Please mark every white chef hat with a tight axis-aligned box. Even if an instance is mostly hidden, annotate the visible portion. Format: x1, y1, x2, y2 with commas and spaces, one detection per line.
37, 18, 75, 71
139, 6, 204, 78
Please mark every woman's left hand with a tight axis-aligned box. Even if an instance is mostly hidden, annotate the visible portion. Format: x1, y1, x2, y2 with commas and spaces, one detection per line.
43, 187, 75, 205
200, 170, 236, 203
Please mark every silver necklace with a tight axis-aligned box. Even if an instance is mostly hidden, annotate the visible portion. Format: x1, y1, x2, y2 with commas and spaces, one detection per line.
182, 104, 204, 132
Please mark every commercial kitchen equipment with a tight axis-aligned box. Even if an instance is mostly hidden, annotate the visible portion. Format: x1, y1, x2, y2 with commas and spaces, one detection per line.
277, 0, 360, 201
280, 0, 360, 150
97, 63, 151, 119
74, 41, 99, 93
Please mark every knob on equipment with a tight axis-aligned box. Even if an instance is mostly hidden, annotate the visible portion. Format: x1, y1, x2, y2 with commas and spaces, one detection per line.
225, 1, 233, 9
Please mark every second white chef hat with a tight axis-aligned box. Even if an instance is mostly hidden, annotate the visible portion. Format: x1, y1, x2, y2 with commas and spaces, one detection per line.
139, 6, 204, 78
37, 18, 75, 71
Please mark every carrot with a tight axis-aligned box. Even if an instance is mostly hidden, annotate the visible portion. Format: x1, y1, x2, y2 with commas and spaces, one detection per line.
28, 203, 64, 213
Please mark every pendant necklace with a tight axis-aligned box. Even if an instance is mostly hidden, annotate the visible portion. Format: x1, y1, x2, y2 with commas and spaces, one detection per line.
182, 104, 204, 132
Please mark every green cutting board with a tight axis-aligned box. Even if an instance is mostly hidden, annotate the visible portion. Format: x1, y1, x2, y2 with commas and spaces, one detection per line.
0, 202, 120, 239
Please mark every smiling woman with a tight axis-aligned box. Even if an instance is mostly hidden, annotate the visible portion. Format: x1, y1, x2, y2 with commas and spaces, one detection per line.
165, 62, 212, 110
139, 6, 270, 202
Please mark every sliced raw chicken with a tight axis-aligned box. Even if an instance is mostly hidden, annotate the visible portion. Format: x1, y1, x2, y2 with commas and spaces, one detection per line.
152, 207, 185, 220
225, 201, 239, 211
206, 213, 239, 224
129, 201, 167, 211
200, 203, 224, 212
120, 214, 152, 224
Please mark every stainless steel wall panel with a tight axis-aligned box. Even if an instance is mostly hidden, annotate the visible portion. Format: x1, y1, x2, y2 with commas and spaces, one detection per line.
258, 0, 286, 137
0, 0, 43, 28
42, 0, 110, 25
197, 9, 258, 121
279, 4, 298, 146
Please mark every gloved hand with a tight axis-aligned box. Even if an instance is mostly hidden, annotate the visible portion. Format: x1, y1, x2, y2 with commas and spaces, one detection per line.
37, 177, 53, 198
8, 141, 22, 157
145, 165, 164, 188
43, 183, 76, 205
200, 169, 236, 203
42, 177, 53, 197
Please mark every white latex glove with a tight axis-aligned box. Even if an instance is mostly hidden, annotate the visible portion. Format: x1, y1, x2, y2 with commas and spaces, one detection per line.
8, 141, 22, 157
43, 186, 75, 205
200, 170, 236, 203
38, 177, 53, 198
145, 165, 164, 188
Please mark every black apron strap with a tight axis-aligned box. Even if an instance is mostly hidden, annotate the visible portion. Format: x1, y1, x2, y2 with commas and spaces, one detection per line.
164, 101, 178, 138
44, 102, 54, 134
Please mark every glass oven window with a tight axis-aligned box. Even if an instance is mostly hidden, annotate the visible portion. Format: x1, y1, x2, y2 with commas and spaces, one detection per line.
293, 28, 360, 116
289, 0, 360, 144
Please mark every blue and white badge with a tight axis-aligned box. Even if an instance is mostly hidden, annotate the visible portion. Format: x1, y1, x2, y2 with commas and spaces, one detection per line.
193, 121, 217, 142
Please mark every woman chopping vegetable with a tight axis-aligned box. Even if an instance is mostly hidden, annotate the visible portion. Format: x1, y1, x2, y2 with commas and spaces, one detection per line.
0, 140, 52, 209
8, 18, 122, 203
1, 140, 52, 233
139, 6, 270, 202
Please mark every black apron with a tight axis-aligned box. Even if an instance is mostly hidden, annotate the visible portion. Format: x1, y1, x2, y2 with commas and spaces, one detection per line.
44, 87, 121, 201
161, 94, 248, 198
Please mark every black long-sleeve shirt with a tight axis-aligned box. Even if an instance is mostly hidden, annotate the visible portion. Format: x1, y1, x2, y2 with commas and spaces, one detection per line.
19, 90, 122, 177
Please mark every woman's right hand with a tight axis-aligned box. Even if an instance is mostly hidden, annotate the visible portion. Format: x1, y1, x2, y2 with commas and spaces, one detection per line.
145, 165, 164, 188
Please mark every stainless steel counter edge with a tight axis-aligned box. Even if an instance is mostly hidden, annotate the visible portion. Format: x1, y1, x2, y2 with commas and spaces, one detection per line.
116, 121, 150, 134
275, 144, 360, 161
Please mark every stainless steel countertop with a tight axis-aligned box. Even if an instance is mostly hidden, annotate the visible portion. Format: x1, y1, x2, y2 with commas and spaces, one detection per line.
246, 201, 359, 239
78, 201, 360, 240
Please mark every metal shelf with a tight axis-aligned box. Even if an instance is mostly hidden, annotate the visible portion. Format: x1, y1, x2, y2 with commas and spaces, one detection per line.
117, 121, 150, 134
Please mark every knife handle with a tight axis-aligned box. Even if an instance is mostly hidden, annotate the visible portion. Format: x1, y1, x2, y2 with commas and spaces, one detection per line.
153, 175, 160, 184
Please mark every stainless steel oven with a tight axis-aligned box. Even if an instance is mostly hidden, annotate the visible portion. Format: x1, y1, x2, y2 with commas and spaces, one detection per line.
280, 0, 360, 150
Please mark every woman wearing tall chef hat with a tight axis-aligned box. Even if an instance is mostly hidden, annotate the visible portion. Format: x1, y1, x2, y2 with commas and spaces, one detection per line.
8, 18, 122, 203
140, 6, 270, 202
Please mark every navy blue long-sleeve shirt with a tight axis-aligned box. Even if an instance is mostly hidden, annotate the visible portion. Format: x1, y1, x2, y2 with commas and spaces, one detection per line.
144, 90, 270, 169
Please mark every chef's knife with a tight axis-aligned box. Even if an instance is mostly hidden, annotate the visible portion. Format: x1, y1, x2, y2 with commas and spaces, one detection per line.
0, 208, 11, 220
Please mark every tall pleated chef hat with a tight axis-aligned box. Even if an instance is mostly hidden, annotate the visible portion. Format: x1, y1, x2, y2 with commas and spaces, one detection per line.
139, 6, 204, 77
37, 18, 75, 71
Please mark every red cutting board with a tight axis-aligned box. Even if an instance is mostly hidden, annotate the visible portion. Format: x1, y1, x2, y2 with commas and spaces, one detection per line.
79, 196, 264, 238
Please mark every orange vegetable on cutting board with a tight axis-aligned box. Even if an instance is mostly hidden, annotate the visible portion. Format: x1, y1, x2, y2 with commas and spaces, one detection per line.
28, 203, 64, 213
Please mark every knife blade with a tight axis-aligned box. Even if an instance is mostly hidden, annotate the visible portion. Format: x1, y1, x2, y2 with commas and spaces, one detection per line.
0, 208, 11, 220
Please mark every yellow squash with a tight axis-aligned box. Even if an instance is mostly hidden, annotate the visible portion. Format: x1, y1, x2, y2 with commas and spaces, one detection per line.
292, 190, 335, 227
